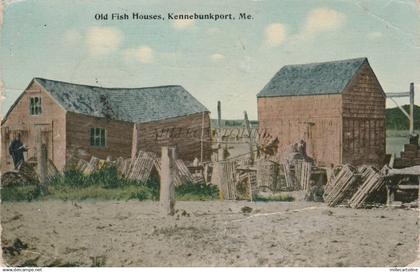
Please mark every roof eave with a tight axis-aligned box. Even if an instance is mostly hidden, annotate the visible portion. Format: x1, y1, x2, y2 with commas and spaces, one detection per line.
257, 92, 343, 98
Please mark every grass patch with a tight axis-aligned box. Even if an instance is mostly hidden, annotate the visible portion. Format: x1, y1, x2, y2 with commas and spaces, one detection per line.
176, 193, 216, 201
254, 193, 294, 202
2, 167, 219, 202
175, 181, 219, 201
1, 185, 42, 202
46, 185, 156, 201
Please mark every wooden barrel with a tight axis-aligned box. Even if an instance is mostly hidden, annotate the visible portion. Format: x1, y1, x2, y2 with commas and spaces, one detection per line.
256, 159, 279, 191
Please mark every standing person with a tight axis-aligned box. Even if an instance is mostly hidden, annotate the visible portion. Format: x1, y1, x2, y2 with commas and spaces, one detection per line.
9, 134, 28, 169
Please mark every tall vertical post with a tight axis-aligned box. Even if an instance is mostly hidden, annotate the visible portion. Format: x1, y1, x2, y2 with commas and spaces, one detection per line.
200, 112, 205, 163
244, 111, 254, 165
36, 127, 48, 195
160, 146, 176, 216
131, 124, 139, 160
217, 101, 224, 161
410, 82, 415, 135
217, 101, 221, 131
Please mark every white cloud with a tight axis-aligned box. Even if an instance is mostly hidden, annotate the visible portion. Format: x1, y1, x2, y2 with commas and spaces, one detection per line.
303, 8, 345, 35
124, 47, 154, 63
367, 31, 383, 40
86, 27, 122, 57
63, 29, 82, 45
265, 23, 287, 46
172, 19, 195, 30
210, 53, 225, 62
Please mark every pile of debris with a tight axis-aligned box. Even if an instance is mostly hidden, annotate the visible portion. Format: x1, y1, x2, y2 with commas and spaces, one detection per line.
323, 165, 386, 208
1, 158, 60, 187
74, 151, 206, 186
349, 166, 385, 208
393, 135, 420, 168
210, 157, 260, 200
211, 156, 321, 201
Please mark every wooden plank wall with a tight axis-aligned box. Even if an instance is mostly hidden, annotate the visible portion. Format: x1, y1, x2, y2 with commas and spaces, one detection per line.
257, 95, 342, 166
1, 81, 67, 172
342, 63, 386, 166
136, 112, 212, 162
66, 112, 133, 164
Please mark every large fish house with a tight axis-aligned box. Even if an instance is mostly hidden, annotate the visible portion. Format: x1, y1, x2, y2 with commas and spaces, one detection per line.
257, 57, 386, 167
1, 78, 211, 172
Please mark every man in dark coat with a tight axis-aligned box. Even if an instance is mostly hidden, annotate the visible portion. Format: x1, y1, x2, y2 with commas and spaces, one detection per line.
9, 134, 28, 169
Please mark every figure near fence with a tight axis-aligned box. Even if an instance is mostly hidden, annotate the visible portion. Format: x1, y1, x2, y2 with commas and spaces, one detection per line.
8, 134, 28, 170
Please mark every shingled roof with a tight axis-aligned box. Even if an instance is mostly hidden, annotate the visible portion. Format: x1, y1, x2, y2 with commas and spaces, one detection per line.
257, 57, 368, 98
33, 78, 209, 123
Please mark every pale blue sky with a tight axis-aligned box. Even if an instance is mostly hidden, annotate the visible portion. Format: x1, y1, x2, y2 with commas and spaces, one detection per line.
1, 0, 419, 119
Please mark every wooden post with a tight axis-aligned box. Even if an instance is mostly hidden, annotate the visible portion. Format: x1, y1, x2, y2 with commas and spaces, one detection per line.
244, 111, 254, 165
388, 153, 395, 168
131, 124, 139, 160
217, 101, 221, 132
247, 172, 253, 202
386, 184, 395, 206
410, 82, 415, 135
217, 101, 224, 161
200, 112, 205, 163
36, 127, 48, 195
160, 146, 176, 215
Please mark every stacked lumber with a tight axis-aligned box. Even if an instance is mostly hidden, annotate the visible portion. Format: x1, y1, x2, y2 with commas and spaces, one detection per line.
234, 169, 258, 200
211, 161, 237, 200
1, 159, 60, 187
19, 161, 39, 182
153, 158, 198, 186
82, 157, 101, 175
348, 166, 385, 208
393, 136, 420, 168
74, 157, 108, 175
283, 164, 294, 189
33, 159, 60, 182
1, 171, 29, 187
295, 160, 312, 191
73, 150, 201, 186
175, 159, 197, 185
186, 163, 211, 183
323, 165, 342, 194
323, 165, 387, 208
20, 157, 60, 181
116, 158, 132, 177
248, 171, 258, 200
256, 159, 279, 191
126, 151, 157, 182
323, 165, 361, 207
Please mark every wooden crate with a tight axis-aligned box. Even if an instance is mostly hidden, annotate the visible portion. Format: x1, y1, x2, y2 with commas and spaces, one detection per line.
393, 158, 412, 168
404, 144, 418, 152
401, 151, 416, 160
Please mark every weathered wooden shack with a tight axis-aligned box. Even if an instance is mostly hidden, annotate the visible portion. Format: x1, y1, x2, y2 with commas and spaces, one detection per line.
1, 78, 211, 172
257, 57, 385, 167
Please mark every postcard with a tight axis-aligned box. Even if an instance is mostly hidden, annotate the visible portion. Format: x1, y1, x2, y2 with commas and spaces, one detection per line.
0, 0, 419, 269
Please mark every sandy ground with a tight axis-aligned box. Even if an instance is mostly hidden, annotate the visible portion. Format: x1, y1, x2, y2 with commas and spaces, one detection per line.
1, 199, 419, 267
